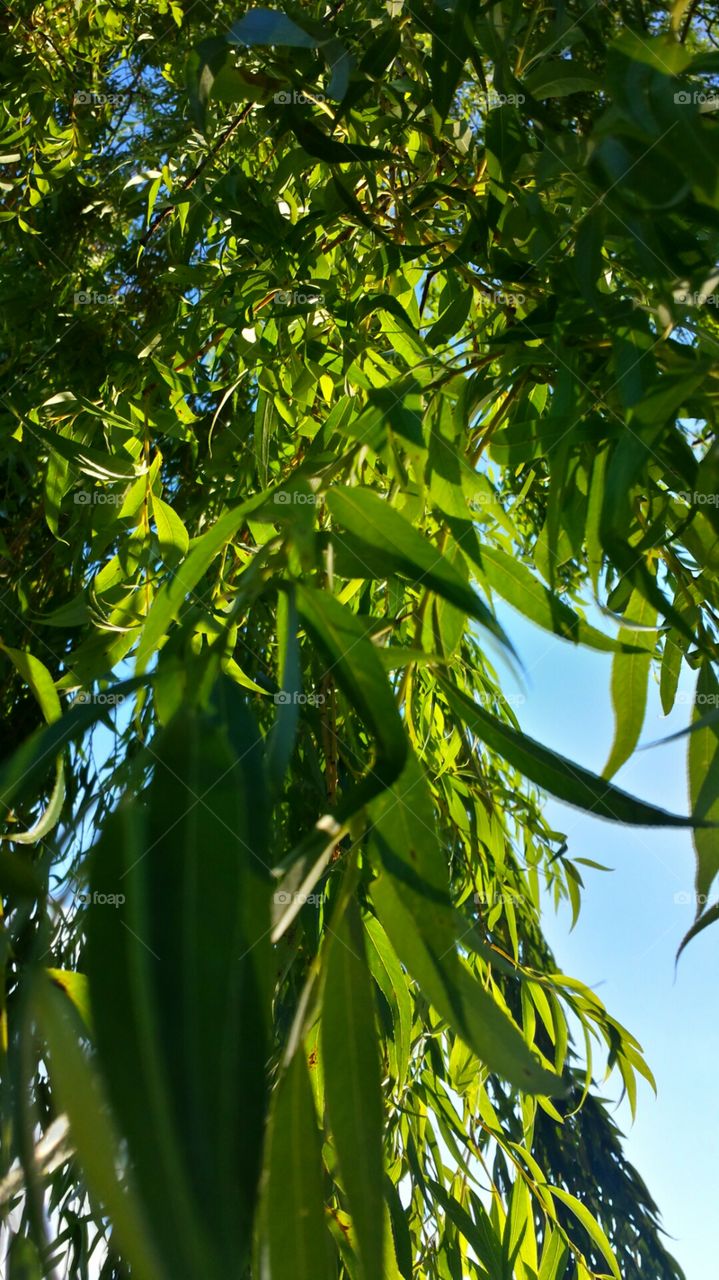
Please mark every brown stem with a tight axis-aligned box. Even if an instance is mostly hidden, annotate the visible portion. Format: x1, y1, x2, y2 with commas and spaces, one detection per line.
139, 106, 254, 247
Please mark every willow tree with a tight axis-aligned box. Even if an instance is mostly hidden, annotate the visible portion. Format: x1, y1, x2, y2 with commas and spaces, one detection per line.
1, 0, 718, 1275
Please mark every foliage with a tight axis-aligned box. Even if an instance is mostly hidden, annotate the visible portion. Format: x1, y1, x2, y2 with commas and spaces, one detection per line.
1, 0, 718, 1276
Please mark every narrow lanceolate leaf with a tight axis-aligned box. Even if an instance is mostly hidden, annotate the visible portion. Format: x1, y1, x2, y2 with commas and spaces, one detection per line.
549, 1187, 621, 1280
0, 645, 65, 844
33, 979, 162, 1280
326, 487, 511, 650
45, 969, 92, 1032
272, 585, 408, 938
364, 913, 413, 1089
24, 419, 142, 480
135, 486, 275, 671
86, 697, 272, 1280
371, 875, 562, 1095
0, 675, 147, 818
677, 900, 719, 959
476, 545, 646, 654
689, 664, 719, 903
257, 1049, 333, 1280
266, 586, 301, 792
151, 494, 190, 566
441, 678, 705, 827
371, 873, 563, 1095
368, 754, 563, 1094
322, 902, 384, 1280
369, 752, 458, 961
603, 590, 657, 778
660, 617, 692, 716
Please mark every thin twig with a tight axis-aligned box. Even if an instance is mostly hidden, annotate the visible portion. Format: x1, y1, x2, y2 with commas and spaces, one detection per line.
138, 105, 254, 247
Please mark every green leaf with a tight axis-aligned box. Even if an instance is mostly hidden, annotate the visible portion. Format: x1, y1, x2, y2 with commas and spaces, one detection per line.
603, 589, 657, 778
0, 645, 65, 844
660, 623, 689, 715
266, 586, 301, 792
293, 584, 407, 785
7, 1235, 43, 1280
429, 0, 472, 119
441, 678, 705, 827
25, 419, 142, 481
549, 1187, 620, 1280
364, 913, 413, 1089
151, 494, 190, 566
0, 644, 61, 723
538, 1230, 570, 1280
368, 750, 459, 962
257, 1049, 333, 1280
33, 978, 162, 1280
689, 664, 719, 902
525, 63, 600, 98
86, 699, 272, 1280
367, 752, 562, 1092
291, 119, 394, 164
322, 902, 384, 1280
358, 27, 400, 78
677, 900, 719, 959
0, 675, 148, 819
475, 545, 646, 654
135, 487, 275, 672
326, 487, 510, 649
186, 36, 231, 130
426, 1179, 503, 1277
0, 848, 41, 899
45, 968, 92, 1032
371, 872, 563, 1095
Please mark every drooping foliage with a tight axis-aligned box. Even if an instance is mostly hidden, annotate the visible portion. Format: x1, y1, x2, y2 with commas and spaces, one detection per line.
1, 0, 718, 1276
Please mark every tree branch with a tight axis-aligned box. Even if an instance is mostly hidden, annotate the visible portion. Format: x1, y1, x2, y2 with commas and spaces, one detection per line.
138, 105, 254, 248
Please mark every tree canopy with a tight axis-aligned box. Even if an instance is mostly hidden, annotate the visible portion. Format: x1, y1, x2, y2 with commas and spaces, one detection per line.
1, 0, 718, 1276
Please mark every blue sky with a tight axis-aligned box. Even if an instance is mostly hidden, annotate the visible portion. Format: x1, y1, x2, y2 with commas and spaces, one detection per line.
493, 600, 719, 1280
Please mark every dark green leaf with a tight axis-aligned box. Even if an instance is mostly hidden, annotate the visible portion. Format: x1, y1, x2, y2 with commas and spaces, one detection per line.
323, 902, 384, 1280
326, 487, 511, 649
87, 700, 272, 1280
689, 664, 719, 902
257, 1049, 333, 1280
441, 678, 705, 827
